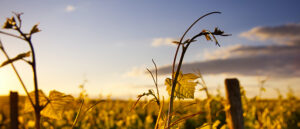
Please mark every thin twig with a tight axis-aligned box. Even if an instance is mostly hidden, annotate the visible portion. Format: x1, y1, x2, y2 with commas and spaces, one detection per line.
152, 59, 160, 101
71, 99, 84, 129
0, 30, 24, 40
165, 111, 204, 129
81, 100, 105, 116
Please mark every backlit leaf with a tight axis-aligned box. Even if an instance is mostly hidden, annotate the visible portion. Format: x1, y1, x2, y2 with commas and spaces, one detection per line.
0, 51, 31, 67
23, 90, 48, 112
41, 90, 74, 119
165, 72, 199, 99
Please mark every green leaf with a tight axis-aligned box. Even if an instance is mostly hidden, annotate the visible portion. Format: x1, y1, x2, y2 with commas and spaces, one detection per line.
41, 90, 74, 119
0, 51, 31, 67
165, 72, 199, 99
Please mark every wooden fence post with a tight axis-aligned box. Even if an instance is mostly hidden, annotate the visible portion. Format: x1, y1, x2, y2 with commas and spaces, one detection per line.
10, 91, 18, 129
225, 78, 244, 129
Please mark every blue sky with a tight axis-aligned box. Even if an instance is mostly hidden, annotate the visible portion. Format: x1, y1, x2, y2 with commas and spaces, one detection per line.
0, 1, 299, 99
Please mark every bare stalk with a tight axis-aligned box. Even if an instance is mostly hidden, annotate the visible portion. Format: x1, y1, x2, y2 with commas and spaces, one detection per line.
147, 59, 160, 103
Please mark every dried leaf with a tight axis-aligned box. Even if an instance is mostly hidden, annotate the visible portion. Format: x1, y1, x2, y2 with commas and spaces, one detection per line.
0, 51, 31, 67
202, 30, 211, 41
172, 41, 180, 45
207, 31, 220, 47
2, 17, 16, 29
165, 72, 200, 99
30, 24, 40, 34
213, 27, 224, 35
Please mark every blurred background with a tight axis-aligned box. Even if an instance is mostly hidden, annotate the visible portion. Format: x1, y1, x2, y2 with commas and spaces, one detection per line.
0, 0, 299, 99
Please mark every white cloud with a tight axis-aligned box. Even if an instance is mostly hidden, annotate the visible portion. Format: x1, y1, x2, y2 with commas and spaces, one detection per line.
123, 66, 147, 78
65, 5, 76, 12
151, 37, 176, 47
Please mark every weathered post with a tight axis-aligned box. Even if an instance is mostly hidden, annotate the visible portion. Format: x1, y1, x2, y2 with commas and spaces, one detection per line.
225, 78, 244, 129
10, 91, 18, 129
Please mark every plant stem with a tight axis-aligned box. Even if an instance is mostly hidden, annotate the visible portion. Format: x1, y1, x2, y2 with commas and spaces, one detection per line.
167, 12, 221, 126
15, 25, 41, 129
167, 43, 190, 126
171, 12, 221, 78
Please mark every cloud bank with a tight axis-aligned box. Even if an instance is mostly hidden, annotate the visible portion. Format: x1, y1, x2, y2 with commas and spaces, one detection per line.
240, 23, 300, 45
155, 23, 300, 77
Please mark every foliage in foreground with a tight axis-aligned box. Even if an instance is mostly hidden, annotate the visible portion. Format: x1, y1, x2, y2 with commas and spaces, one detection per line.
0, 89, 299, 129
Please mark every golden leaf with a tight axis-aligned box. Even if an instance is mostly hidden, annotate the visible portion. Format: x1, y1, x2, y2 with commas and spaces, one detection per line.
23, 90, 74, 120
23, 90, 48, 112
41, 90, 74, 119
165, 72, 199, 99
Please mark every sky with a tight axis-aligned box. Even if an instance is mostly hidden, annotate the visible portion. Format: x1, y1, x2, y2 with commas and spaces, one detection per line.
0, 1, 299, 99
